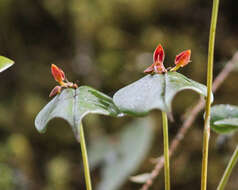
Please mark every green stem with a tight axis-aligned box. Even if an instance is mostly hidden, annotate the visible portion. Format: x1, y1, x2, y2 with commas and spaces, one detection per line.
201, 0, 220, 190
217, 145, 238, 190
79, 123, 92, 190
170, 64, 180, 72
162, 111, 170, 190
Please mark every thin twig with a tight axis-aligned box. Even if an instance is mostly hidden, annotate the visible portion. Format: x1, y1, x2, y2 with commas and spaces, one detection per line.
140, 52, 238, 190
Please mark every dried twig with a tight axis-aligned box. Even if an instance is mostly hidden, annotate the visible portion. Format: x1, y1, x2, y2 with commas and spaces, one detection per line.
140, 52, 238, 190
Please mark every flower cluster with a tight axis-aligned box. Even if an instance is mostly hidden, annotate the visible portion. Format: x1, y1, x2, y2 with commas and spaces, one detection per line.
144, 44, 191, 74
49, 64, 78, 97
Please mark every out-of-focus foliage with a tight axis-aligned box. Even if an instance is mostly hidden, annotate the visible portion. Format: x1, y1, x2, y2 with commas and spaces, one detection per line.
211, 104, 238, 134
0, 56, 14, 72
88, 118, 154, 190
45, 156, 71, 190
0, 163, 14, 190
1, 0, 238, 189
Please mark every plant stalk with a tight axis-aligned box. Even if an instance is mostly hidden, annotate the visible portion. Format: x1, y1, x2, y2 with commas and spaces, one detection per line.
79, 123, 92, 190
170, 64, 180, 72
162, 111, 170, 190
201, 0, 220, 190
217, 145, 238, 190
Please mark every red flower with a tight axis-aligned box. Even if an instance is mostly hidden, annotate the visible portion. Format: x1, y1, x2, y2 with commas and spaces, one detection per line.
144, 44, 167, 74
49, 64, 78, 97
51, 64, 65, 85
144, 44, 192, 74
170, 50, 191, 71
174, 50, 191, 67
153, 44, 165, 64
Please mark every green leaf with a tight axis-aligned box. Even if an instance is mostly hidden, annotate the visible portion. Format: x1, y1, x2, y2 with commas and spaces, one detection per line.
87, 118, 154, 190
35, 86, 121, 137
0, 56, 14, 72
211, 104, 238, 134
113, 72, 211, 115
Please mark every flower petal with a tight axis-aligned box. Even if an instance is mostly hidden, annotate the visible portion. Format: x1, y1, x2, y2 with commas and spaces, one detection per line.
144, 44, 167, 74
144, 64, 155, 74
154, 62, 167, 74
153, 44, 165, 63
51, 64, 65, 84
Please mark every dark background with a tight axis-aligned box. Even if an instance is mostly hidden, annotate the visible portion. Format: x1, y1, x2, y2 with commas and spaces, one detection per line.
0, 0, 238, 189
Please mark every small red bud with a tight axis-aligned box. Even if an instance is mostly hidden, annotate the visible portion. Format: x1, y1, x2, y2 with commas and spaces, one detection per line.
49, 85, 61, 97
153, 44, 165, 64
51, 64, 65, 85
174, 50, 191, 67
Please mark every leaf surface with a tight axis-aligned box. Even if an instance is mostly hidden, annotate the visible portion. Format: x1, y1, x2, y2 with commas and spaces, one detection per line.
211, 104, 238, 134
113, 72, 211, 115
35, 86, 121, 137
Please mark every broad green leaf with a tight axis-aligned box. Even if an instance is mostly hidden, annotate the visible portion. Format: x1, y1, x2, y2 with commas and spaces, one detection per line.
35, 86, 121, 137
0, 56, 14, 72
211, 104, 238, 134
88, 118, 154, 190
113, 72, 211, 115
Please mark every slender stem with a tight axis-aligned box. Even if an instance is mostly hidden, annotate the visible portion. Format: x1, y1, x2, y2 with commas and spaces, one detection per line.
162, 111, 170, 190
217, 145, 238, 190
201, 0, 220, 190
201, 120, 210, 190
170, 64, 180, 72
79, 123, 92, 190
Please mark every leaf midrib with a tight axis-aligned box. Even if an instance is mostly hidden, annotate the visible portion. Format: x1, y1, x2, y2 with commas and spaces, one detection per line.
73, 88, 79, 136
163, 73, 169, 112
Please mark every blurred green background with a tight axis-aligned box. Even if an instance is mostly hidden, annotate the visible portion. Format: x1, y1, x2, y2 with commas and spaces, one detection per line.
0, 0, 238, 189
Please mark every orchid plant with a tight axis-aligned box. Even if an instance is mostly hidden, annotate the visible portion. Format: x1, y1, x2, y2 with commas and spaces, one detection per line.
35, 41, 213, 190
33, 0, 223, 189
35, 64, 121, 190
113, 44, 211, 190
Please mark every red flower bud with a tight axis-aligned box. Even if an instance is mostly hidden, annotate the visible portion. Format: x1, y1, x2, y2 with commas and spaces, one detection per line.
153, 44, 165, 64
144, 44, 167, 74
174, 50, 191, 67
51, 64, 65, 85
49, 85, 61, 97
